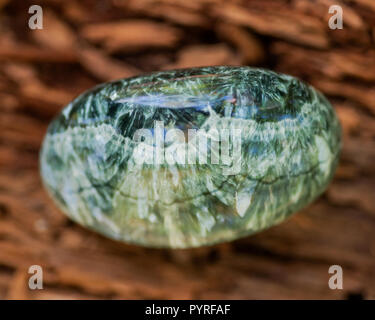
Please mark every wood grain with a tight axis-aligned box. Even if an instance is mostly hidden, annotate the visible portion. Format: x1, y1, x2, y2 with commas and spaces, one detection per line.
0, 0, 374, 300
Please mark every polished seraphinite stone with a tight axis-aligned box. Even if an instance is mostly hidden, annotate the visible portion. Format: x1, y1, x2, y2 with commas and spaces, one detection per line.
40, 66, 341, 248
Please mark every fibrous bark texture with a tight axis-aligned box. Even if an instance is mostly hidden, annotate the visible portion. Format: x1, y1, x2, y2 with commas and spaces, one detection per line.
0, 0, 374, 299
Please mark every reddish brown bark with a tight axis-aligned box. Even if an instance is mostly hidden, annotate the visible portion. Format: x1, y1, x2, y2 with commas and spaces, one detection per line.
0, 0, 374, 299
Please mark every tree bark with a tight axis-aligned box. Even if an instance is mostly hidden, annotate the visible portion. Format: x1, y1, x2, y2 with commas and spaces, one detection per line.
0, 0, 374, 299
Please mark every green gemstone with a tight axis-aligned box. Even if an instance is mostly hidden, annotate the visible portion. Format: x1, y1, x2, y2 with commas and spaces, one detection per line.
40, 66, 341, 248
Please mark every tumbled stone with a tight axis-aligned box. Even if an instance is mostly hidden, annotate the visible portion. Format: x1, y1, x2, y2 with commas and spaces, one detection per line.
40, 66, 341, 248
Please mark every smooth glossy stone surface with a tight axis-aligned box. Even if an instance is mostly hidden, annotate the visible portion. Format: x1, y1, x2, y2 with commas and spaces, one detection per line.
40, 66, 341, 248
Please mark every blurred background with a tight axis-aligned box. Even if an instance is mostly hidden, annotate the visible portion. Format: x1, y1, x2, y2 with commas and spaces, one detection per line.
0, 0, 374, 299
